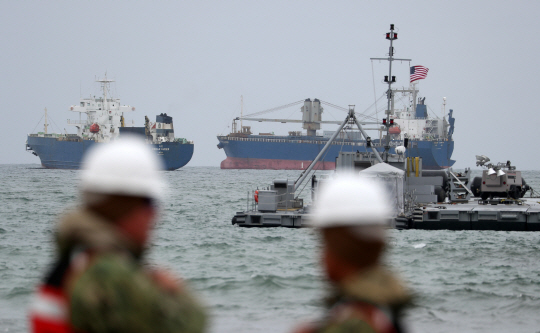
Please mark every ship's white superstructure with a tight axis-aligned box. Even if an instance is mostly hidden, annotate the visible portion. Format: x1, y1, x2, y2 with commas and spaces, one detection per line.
67, 76, 134, 142
66, 75, 177, 144
387, 85, 448, 141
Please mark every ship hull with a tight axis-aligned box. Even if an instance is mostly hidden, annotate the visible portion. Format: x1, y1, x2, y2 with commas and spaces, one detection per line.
221, 157, 336, 170
27, 136, 194, 170
217, 135, 454, 170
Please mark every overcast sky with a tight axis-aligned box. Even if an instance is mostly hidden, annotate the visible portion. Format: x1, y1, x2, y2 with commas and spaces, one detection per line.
2, 1, 539, 169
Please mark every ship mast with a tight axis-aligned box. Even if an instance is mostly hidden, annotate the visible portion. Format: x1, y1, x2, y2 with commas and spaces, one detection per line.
442, 96, 446, 123
370, 24, 411, 162
44, 108, 49, 134
442, 96, 447, 140
96, 74, 115, 113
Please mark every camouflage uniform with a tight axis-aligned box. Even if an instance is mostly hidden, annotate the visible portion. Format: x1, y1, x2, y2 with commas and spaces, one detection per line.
295, 266, 410, 333
54, 209, 207, 333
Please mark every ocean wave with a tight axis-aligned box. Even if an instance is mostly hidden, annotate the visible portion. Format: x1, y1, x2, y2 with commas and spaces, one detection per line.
194, 242, 231, 249
5, 286, 32, 299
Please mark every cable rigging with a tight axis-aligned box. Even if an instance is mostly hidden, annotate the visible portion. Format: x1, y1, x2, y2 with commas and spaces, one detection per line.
240, 98, 384, 122
242, 100, 304, 118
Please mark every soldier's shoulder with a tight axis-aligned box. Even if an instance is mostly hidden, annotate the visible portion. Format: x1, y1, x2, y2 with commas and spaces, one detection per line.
73, 252, 141, 287
317, 301, 396, 333
68, 252, 148, 307
319, 317, 378, 333
69, 253, 207, 332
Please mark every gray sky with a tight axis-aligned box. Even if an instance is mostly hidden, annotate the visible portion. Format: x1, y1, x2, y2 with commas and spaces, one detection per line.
2, 1, 539, 169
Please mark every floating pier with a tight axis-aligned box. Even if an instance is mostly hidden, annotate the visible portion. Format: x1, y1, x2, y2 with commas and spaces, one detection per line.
399, 198, 540, 231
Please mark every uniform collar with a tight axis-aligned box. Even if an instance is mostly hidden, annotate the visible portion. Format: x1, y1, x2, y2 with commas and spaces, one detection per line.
55, 208, 140, 258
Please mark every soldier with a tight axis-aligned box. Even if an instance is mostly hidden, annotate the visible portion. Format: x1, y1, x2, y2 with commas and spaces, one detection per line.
294, 175, 411, 333
30, 137, 207, 333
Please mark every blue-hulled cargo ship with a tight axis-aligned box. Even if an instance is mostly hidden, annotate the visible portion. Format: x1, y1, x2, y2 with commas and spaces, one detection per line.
26, 76, 194, 170
217, 25, 455, 171
217, 96, 455, 170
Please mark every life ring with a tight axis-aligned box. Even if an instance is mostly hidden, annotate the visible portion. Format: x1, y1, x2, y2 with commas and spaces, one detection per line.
254, 190, 259, 203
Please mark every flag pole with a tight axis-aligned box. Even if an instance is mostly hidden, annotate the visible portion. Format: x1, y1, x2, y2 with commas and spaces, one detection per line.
412, 81, 417, 116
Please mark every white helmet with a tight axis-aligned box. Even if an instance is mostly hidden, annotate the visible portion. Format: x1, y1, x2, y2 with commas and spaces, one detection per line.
310, 174, 390, 229
79, 136, 164, 201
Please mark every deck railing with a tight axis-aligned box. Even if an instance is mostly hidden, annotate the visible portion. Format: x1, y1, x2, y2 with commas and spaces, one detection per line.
218, 135, 436, 148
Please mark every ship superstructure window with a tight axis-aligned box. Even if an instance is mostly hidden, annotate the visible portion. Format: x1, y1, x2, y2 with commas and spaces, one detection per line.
80, 102, 84, 107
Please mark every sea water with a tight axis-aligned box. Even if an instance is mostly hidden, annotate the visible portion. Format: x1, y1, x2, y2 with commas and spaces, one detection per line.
1, 165, 540, 333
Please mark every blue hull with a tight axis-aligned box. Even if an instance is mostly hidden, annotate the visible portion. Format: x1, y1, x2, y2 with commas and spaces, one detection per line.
217, 135, 455, 170
27, 136, 194, 170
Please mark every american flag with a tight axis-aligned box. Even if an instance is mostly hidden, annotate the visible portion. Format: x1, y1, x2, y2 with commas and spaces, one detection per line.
410, 65, 429, 83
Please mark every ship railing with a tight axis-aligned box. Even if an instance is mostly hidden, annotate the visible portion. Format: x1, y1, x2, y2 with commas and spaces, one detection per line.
57, 136, 82, 142
223, 135, 427, 148
225, 135, 377, 147
173, 138, 194, 144
28, 133, 61, 138
248, 190, 303, 212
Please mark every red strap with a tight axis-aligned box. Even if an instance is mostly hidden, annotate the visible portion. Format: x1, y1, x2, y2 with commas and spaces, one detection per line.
29, 285, 74, 333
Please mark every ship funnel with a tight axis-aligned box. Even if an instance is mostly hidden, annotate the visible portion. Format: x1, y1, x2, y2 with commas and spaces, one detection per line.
302, 98, 322, 136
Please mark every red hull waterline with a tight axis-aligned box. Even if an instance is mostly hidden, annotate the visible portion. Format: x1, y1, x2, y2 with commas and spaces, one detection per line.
220, 157, 336, 170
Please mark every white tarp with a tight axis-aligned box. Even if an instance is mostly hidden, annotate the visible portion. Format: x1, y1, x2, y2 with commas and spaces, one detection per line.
359, 163, 404, 215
